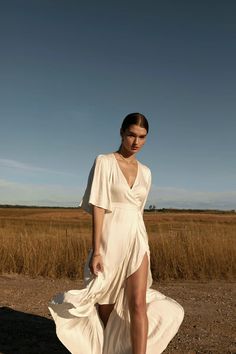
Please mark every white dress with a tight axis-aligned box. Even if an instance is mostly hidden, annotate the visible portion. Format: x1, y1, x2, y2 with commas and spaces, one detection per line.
48, 153, 184, 354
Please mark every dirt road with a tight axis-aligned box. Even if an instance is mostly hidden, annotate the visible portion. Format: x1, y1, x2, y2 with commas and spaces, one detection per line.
0, 275, 235, 353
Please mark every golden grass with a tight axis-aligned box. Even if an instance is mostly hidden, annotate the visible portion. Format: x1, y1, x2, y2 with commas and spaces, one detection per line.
0, 208, 235, 280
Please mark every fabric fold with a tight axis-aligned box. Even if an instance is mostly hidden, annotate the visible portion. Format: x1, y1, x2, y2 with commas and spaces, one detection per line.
48, 153, 184, 354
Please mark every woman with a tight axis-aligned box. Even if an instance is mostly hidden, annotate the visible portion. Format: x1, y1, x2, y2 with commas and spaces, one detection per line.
48, 113, 184, 354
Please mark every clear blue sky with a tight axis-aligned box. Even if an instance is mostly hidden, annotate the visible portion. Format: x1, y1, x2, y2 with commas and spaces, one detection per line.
0, 0, 235, 209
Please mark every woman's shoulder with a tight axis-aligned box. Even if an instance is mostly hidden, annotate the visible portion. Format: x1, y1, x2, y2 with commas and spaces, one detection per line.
138, 159, 151, 176
93, 153, 114, 168
94, 153, 114, 162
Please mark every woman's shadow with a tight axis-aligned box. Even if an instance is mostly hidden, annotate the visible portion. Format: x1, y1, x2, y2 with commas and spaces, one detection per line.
0, 306, 69, 354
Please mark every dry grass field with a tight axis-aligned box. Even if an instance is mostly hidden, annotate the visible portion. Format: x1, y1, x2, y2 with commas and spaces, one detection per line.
0, 207, 235, 280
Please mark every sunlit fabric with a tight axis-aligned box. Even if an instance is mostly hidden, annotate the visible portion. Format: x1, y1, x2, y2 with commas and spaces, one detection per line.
48, 153, 184, 354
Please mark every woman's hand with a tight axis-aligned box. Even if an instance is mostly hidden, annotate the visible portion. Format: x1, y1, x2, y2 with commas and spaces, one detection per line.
89, 253, 104, 276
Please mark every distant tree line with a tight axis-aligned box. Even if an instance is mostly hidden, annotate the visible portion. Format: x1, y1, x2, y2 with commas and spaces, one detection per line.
0, 204, 235, 214
144, 206, 235, 214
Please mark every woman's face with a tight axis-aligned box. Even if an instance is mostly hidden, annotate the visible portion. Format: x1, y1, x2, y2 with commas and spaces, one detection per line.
121, 124, 147, 154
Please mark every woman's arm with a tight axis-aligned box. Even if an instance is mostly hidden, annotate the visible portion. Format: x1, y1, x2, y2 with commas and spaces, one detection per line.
92, 205, 105, 254
89, 205, 105, 276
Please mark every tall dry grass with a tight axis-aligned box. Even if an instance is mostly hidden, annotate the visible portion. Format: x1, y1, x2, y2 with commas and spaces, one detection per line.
0, 208, 235, 280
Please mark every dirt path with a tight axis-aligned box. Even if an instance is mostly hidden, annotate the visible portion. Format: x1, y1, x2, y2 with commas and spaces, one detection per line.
0, 275, 235, 354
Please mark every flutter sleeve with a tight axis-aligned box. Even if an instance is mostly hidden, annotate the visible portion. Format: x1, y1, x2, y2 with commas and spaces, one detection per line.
79, 154, 112, 215
140, 168, 152, 214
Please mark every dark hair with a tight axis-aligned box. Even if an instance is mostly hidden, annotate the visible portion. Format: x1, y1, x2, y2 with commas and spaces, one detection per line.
120, 112, 149, 134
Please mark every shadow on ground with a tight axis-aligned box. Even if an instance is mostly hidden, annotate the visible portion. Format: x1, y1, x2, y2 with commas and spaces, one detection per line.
0, 307, 69, 354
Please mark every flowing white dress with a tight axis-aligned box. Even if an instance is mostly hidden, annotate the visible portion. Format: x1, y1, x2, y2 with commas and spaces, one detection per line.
48, 153, 184, 354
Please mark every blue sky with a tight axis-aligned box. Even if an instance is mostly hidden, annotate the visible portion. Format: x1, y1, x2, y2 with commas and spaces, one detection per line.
0, 0, 235, 209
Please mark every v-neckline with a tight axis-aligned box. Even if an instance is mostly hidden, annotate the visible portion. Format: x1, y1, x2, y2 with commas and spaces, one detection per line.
112, 153, 139, 190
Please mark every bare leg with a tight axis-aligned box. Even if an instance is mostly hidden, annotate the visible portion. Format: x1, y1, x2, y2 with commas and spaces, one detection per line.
97, 303, 115, 329
125, 252, 149, 354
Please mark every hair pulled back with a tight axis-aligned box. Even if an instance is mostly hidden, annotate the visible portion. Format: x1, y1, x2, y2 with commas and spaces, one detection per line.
120, 112, 149, 134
